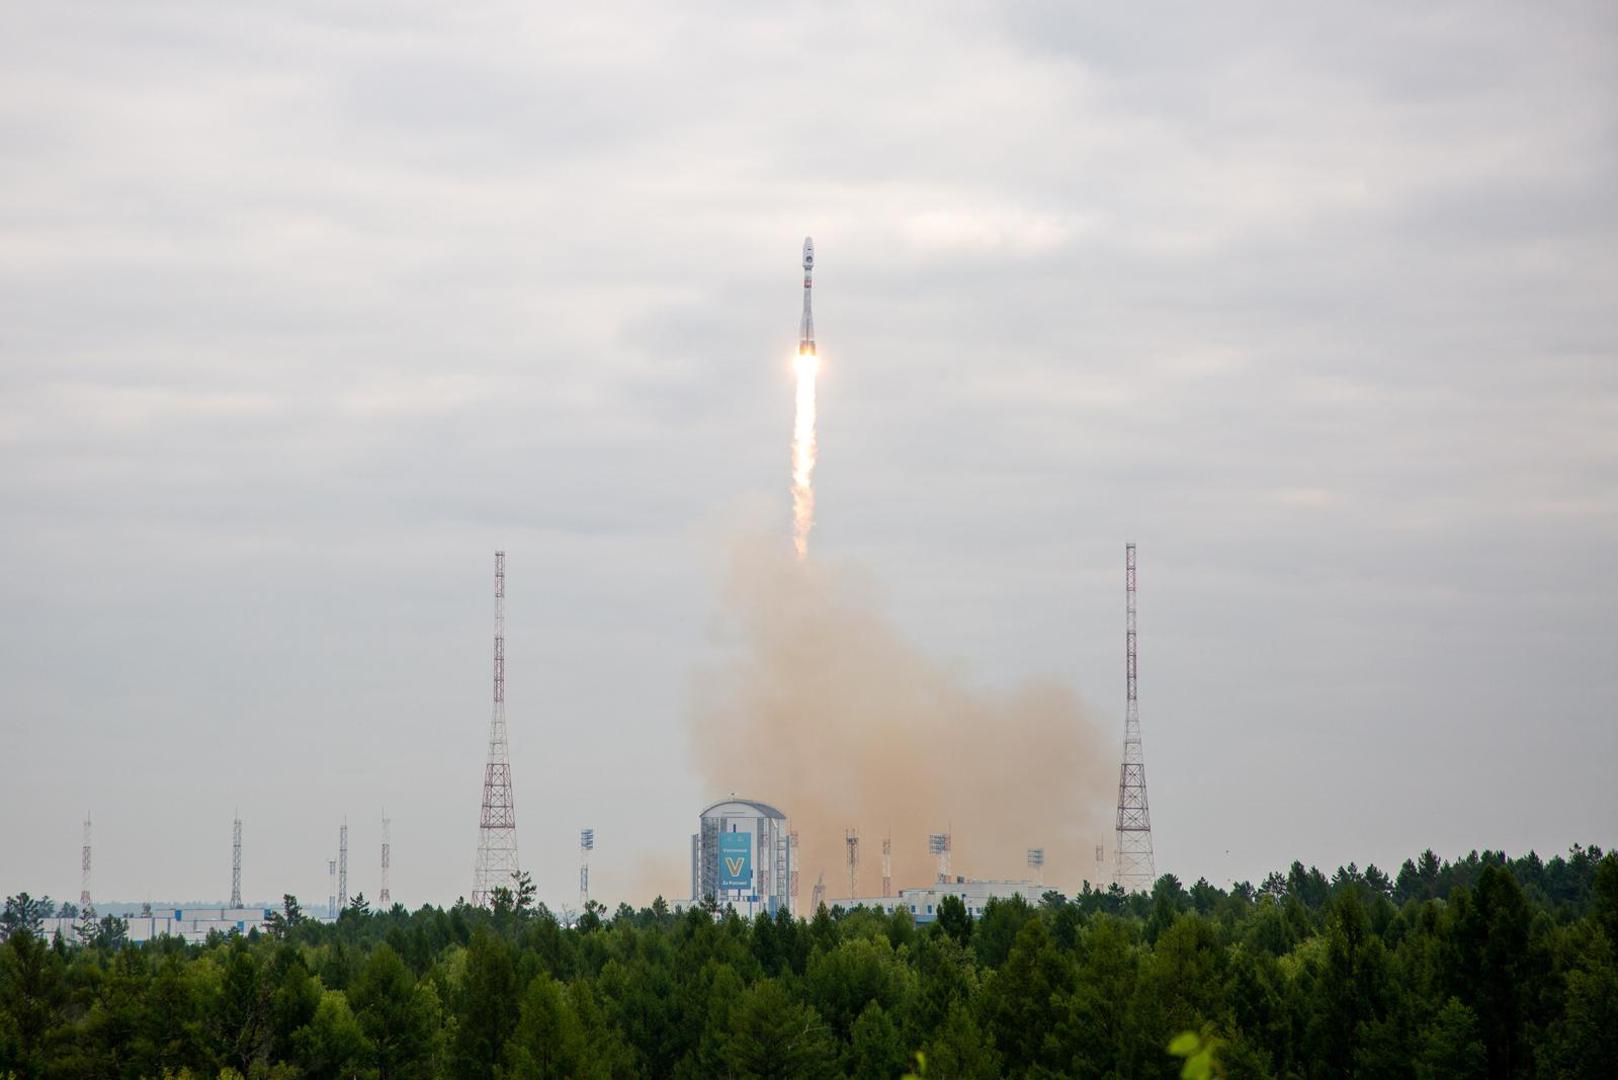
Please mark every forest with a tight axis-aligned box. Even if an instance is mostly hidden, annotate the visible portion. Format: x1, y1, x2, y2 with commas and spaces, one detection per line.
1, 844, 1615, 1079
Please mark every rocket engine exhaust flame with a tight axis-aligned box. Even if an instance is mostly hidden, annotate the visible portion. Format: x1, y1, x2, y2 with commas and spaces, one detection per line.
791, 350, 818, 560
792, 236, 818, 560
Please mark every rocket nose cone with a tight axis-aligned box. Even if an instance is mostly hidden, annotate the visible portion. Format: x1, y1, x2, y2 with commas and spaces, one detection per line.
802, 237, 814, 268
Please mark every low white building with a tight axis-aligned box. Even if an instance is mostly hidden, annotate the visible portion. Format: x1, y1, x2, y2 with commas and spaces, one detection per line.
37, 906, 275, 944
825, 879, 1044, 923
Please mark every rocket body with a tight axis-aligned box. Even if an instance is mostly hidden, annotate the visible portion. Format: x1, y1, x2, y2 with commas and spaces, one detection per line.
799, 236, 815, 356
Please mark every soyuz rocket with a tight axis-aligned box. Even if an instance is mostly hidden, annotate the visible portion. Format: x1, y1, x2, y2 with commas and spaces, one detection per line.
799, 236, 815, 357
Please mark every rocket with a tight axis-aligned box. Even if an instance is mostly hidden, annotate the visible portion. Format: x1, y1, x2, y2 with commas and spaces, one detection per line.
799, 236, 815, 357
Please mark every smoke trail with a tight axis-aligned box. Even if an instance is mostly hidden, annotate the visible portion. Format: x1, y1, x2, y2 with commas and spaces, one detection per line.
790, 352, 819, 560
687, 535, 1115, 902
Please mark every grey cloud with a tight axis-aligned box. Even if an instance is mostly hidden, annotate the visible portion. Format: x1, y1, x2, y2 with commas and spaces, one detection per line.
0, 2, 1613, 906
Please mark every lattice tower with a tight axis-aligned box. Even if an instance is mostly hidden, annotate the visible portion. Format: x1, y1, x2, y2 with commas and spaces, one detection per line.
579, 828, 594, 911
231, 814, 242, 907
929, 832, 952, 883
472, 551, 520, 905
80, 815, 92, 914
1113, 542, 1156, 892
379, 815, 391, 908
789, 832, 800, 911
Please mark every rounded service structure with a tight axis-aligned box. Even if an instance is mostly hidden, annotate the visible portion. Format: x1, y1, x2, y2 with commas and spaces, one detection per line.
691, 798, 792, 917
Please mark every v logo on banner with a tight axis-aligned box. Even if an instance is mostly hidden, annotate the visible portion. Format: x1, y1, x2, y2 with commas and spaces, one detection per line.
725, 857, 746, 877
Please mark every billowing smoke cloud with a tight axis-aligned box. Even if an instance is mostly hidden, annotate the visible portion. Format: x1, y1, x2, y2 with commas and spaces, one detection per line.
687, 535, 1115, 901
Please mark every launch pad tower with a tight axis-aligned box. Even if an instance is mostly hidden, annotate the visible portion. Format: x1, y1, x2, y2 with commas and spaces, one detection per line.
1113, 543, 1157, 893
473, 551, 520, 907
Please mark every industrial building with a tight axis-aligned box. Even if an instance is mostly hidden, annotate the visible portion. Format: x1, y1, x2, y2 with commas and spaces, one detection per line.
823, 879, 1044, 923
36, 906, 275, 944
681, 794, 1040, 924
689, 797, 792, 917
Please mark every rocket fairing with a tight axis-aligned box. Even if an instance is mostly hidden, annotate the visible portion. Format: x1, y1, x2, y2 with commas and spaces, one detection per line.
799, 236, 816, 356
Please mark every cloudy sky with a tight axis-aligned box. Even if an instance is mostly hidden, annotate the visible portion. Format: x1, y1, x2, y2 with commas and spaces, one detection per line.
3, 2, 1614, 909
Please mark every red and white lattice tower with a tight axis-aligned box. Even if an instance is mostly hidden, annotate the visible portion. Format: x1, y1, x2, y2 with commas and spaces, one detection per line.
1113, 543, 1156, 892
472, 551, 520, 906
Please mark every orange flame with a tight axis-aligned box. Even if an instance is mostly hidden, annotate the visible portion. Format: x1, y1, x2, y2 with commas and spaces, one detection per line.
791, 350, 819, 560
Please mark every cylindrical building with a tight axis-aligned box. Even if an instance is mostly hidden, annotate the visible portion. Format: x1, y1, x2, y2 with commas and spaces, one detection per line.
692, 798, 791, 916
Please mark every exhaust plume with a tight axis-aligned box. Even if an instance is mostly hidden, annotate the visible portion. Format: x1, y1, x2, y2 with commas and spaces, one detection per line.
687, 535, 1115, 903
790, 352, 819, 560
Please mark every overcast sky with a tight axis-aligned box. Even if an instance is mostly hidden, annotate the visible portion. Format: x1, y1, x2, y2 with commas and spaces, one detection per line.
3, 2, 1615, 910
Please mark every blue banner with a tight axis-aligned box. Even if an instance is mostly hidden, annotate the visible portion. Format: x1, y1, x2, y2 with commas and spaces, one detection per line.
718, 831, 752, 889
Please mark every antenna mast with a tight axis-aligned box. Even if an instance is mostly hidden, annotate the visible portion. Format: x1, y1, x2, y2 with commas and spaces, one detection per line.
81, 814, 92, 914
881, 836, 892, 898
379, 815, 391, 908
579, 828, 594, 911
789, 832, 800, 913
231, 814, 242, 907
929, 832, 952, 883
1113, 542, 1156, 892
473, 551, 520, 905
338, 820, 349, 910
844, 828, 860, 899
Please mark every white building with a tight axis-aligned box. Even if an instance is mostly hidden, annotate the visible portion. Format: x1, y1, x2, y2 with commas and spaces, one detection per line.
825, 879, 1043, 923
689, 797, 793, 918
37, 906, 275, 944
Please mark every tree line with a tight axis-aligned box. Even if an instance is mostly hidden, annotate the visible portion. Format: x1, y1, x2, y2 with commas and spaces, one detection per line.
2, 844, 1615, 1079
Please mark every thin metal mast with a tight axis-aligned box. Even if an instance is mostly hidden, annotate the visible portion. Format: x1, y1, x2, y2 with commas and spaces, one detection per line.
80, 815, 92, 914
473, 551, 520, 906
579, 828, 594, 911
379, 815, 391, 908
844, 828, 860, 898
231, 814, 242, 907
789, 832, 800, 913
881, 836, 892, 897
929, 832, 952, 883
1114, 543, 1156, 892
327, 859, 336, 920
338, 820, 348, 910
